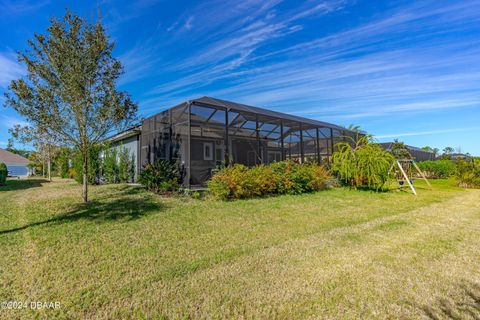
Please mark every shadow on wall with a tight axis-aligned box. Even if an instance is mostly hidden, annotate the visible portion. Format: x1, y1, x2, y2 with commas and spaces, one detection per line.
420, 281, 480, 319
0, 185, 166, 235
0, 178, 49, 192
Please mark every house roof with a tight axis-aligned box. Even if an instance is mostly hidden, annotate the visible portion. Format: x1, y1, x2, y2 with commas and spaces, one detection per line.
189, 96, 347, 131
106, 125, 142, 143
0, 148, 30, 165
378, 142, 434, 153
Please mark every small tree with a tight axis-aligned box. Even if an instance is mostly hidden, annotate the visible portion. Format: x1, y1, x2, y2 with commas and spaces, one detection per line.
390, 139, 411, 159
441, 147, 454, 160
443, 147, 454, 154
9, 124, 56, 181
4, 11, 137, 202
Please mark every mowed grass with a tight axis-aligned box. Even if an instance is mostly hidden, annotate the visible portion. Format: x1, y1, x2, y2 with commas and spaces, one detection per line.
0, 178, 479, 319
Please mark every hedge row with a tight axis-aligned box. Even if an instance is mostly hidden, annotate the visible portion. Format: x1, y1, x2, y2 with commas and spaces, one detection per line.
456, 159, 480, 188
207, 161, 332, 200
0, 163, 7, 186
417, 160, 457, 179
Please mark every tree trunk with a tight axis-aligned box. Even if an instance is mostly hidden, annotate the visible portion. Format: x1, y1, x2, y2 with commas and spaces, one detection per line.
42, 159, 45, 178
82, 152, 88, 203
47, 158, 51, 182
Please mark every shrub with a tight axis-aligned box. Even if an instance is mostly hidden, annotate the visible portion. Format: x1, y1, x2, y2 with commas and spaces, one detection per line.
102, 147, 135, 184
0, 163, 8, 186
67, 168, 77, 179
208, 161, 331, 200
332, 136, 395, 191
72, 144, 103, 184
103, 148, 119, 184
118, 148, 135, 183
417, 160, 456, 179
56, 147, 72, 179
455, 159, 480, 188
139, 160, 180, 193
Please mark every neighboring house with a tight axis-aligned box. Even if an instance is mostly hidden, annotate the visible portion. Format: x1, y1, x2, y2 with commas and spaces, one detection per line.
449, 153, 472, 161
0, 148, 32, 178
379, 142, 435, 162
109, 96, 357, 187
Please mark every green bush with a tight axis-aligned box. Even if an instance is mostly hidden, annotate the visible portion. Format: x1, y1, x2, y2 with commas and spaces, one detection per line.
207, 161, 331, 200
71, 145, 135, 185
455, 159, 480, 188
332, 136, 395, 191
0, 163, 8, 186
417, 160, 456, 179
72, 144, 103, 184
56, 147, 72, 178
103, 147, 135, 184
118, 148, 135, 183
103, 148, 119, 183
139, 160, 180, 193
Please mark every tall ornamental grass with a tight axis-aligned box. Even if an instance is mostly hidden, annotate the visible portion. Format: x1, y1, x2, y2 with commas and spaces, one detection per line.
332, 136, 395, 191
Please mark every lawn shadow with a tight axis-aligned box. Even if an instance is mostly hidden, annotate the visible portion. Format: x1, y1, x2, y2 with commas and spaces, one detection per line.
347, 185, 392, 193
419, 281, 480, 319
0, 178, 49, 192
0, 187, 167, 235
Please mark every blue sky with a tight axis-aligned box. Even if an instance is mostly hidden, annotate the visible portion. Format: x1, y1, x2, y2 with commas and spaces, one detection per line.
0, 0, 479, 154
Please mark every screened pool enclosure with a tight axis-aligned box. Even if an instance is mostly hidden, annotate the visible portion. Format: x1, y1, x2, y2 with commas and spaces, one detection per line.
135, 96, 356, 187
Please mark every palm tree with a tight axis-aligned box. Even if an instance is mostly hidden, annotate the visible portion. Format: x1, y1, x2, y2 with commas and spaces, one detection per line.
443, 147, 454, 155
347, 124, 362, 132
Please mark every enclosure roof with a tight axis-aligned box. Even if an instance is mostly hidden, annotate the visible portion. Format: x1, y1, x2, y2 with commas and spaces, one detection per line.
187, 96, 347, 131
0, 148, 30, 165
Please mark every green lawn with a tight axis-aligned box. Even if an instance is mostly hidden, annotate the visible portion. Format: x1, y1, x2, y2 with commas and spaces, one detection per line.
1, 178, 479, 319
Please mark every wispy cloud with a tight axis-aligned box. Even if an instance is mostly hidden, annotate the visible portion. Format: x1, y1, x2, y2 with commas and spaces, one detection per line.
0, 52, 25, 88
0, 115, 29, 129
138, 0, 480, 124
105, 0, 162, 23
376, 127, 479, 139
0, 0, 49, 16
118, 45, 161, 86
183, 16, 194, 31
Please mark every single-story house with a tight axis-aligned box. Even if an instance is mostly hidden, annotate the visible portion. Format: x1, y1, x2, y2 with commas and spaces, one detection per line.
448, 153, 472, 161
0, 148, 32, 178
379, 142, 435, 162
108, 96, 357, 187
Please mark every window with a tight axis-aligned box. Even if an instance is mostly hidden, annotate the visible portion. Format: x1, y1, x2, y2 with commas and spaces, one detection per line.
203, 142, 213, 160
